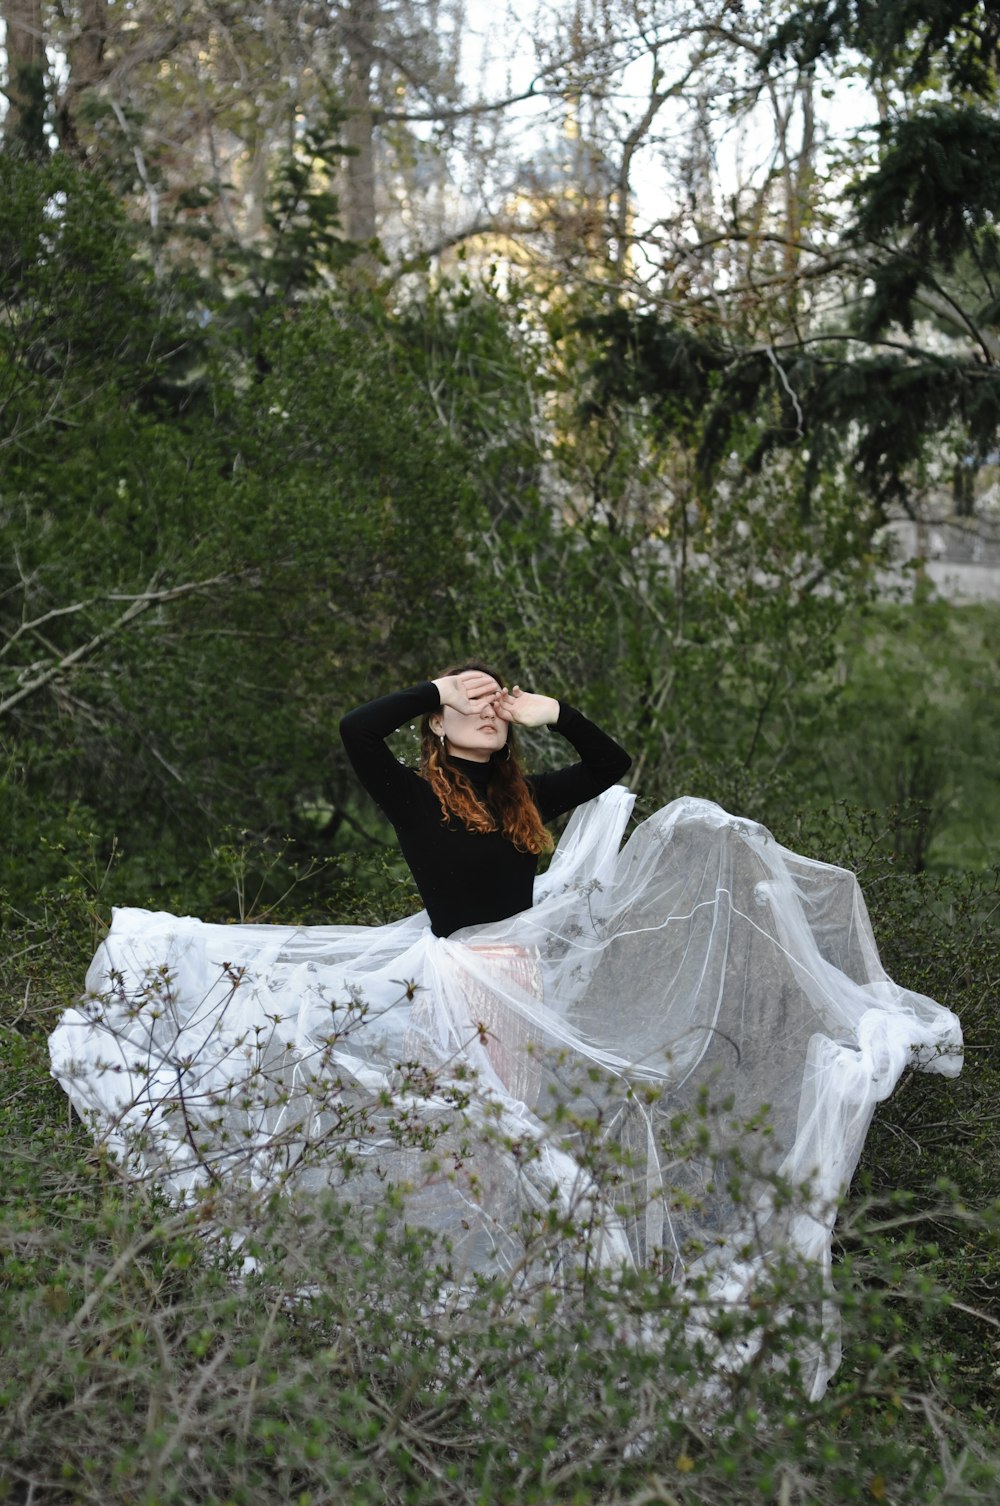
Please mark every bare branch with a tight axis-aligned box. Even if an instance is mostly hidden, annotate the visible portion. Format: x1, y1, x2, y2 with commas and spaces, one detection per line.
108, 96, 160, 235
0, 574, 230, 720
1, 598, 99, 660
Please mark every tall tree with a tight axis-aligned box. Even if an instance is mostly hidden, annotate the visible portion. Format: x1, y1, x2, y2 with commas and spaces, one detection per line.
5, 0, 472, 277
341, 0, 380, 252
1, 0, 47, 155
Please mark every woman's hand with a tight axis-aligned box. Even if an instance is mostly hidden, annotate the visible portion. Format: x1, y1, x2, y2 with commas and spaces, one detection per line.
493, 685, 559, 728
432, 670, 502, 716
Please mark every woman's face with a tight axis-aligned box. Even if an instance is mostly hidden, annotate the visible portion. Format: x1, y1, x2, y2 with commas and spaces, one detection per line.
432, 700, 509, 763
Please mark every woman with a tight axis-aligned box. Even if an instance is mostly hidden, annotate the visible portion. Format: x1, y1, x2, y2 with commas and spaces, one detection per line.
338, 663, 632, 1106
338, 663, 632, 938
50, 659, 962, 1398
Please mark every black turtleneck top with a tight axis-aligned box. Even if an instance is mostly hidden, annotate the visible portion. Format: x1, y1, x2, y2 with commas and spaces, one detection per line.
339, 681, 632, 937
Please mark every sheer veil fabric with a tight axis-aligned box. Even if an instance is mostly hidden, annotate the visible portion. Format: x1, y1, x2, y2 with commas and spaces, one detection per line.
49, 790, 962, 1399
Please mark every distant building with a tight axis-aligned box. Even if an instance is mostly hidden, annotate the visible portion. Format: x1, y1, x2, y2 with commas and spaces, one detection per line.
875, 452, 1000, 601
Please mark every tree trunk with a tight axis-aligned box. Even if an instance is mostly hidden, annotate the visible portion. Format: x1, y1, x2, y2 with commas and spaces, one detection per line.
55, 0, 110, 155
784, 69, 816, 293
342, 0, 379, 266
2, 0, 47, 155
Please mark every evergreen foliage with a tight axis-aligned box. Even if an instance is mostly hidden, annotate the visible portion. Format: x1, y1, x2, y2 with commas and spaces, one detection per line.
574, 307, 1000, 510
850, 105, 1000, 274
768, 1, 1000, 97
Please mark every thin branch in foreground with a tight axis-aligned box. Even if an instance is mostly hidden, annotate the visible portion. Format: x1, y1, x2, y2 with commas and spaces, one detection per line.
0, 574, 231, 719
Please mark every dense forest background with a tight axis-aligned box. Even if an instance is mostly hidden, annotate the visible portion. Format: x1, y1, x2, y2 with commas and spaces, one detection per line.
2, 2, 999, 1502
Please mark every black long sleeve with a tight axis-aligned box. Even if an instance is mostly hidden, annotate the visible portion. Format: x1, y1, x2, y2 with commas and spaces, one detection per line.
532, 702, 632, 821
339, 684, 631, 936
339, 681, 440, 828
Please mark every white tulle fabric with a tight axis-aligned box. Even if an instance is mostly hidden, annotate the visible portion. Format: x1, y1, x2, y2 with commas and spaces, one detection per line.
50, 792, 962, 1398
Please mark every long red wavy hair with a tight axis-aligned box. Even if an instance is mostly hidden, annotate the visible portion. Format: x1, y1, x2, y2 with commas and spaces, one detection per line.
420, 661, 552, 855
